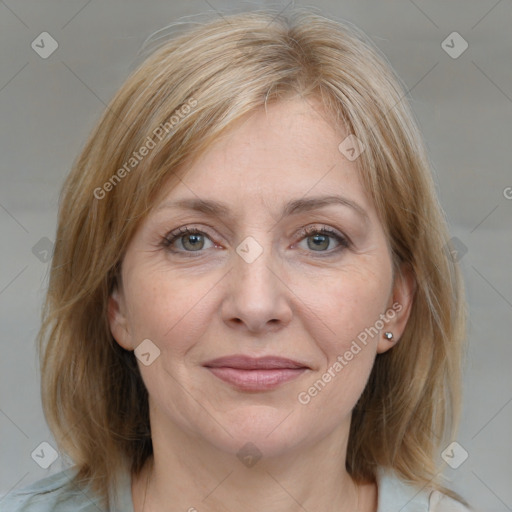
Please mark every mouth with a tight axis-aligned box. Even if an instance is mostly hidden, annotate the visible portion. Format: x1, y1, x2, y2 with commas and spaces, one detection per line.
202, 355, 310, 392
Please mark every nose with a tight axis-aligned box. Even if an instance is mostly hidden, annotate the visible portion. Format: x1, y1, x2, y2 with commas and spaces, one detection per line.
221, 236, 293, 334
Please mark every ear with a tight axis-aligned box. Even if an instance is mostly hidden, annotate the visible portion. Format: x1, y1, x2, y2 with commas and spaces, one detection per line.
108, 285, 133, 351
376, 262, 416, 354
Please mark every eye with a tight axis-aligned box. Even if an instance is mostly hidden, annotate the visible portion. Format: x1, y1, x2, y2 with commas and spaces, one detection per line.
162, 226, 216, 253
161, 224, 350, 256
295, 225, 350, 254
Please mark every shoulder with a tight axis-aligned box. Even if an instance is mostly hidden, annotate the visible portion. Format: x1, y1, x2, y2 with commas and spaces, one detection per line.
376, 467, 471, 512
0, 467, 106, 512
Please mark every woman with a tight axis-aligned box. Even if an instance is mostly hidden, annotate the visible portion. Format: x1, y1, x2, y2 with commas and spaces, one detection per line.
3, 7, 470, 511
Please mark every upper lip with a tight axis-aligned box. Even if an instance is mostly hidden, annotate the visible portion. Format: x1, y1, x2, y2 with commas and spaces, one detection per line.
203, 355, 310, 370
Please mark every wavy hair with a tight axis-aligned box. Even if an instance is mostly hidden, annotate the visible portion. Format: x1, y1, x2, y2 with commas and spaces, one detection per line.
37, 7, 467, 509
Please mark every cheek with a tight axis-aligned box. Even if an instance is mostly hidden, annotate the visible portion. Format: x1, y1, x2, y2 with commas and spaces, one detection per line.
296, 261, 392, 348
296, 275, 383, 387
297, 348, 375, 427
293, 262, 390, 411
124, 265, 214, 359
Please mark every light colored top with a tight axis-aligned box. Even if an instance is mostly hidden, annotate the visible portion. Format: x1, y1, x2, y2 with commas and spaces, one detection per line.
0, 465, 470, 511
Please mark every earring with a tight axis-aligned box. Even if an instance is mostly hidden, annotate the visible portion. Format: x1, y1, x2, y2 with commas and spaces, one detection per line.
384, 332, 393, 340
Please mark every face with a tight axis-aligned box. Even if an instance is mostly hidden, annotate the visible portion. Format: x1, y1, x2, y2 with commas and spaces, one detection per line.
109, 97, 414, 460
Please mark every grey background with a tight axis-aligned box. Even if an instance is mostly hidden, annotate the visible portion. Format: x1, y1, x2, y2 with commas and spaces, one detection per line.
0, 1, 511, 511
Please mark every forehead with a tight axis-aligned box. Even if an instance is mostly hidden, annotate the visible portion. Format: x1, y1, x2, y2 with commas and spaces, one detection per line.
154, 97, 373, 219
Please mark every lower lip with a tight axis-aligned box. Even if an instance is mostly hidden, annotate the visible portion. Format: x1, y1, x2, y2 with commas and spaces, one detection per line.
206, 367, 307, 391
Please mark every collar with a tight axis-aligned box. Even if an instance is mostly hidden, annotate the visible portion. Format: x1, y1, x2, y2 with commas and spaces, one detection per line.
376, 466, 431, 511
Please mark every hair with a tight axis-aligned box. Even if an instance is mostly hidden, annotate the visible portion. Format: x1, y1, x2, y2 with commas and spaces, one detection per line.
36, 7, 468, 510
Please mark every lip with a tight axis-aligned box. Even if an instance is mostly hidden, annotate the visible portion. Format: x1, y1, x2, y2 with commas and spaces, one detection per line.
203, 355, 309, 370
203, 355, 310, 391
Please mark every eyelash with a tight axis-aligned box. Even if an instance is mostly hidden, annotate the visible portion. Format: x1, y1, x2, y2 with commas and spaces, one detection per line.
161, 224, 350, 257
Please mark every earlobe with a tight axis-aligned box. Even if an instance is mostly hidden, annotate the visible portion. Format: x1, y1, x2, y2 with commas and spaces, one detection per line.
108, 287, 133, 351
377, 263, 416, 354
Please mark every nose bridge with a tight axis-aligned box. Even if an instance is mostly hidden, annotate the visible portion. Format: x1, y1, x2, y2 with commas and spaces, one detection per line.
222, 230, 292, 331
233, 232, 278, 296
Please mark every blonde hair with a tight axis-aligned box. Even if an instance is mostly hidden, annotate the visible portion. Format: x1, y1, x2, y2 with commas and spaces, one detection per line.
38, 7, 467, 508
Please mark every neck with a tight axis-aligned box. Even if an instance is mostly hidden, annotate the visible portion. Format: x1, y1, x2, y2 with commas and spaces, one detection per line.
132, 412, 377, 512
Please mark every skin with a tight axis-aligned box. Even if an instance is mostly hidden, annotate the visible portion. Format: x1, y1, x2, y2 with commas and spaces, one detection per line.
109, 96, 415, 512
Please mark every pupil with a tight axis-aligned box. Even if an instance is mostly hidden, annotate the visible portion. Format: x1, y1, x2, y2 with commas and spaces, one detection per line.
308, 234, 328, 251
185, 234, 203, 250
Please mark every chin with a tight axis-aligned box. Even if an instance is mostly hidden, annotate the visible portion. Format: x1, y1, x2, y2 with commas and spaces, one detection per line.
203, 408, 312, 460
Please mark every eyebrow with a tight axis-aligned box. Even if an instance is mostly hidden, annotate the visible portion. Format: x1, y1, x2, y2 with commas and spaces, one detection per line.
156, 195, 369, 224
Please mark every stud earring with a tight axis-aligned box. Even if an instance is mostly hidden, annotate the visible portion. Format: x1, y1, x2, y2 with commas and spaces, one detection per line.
384, 332, 393, 340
